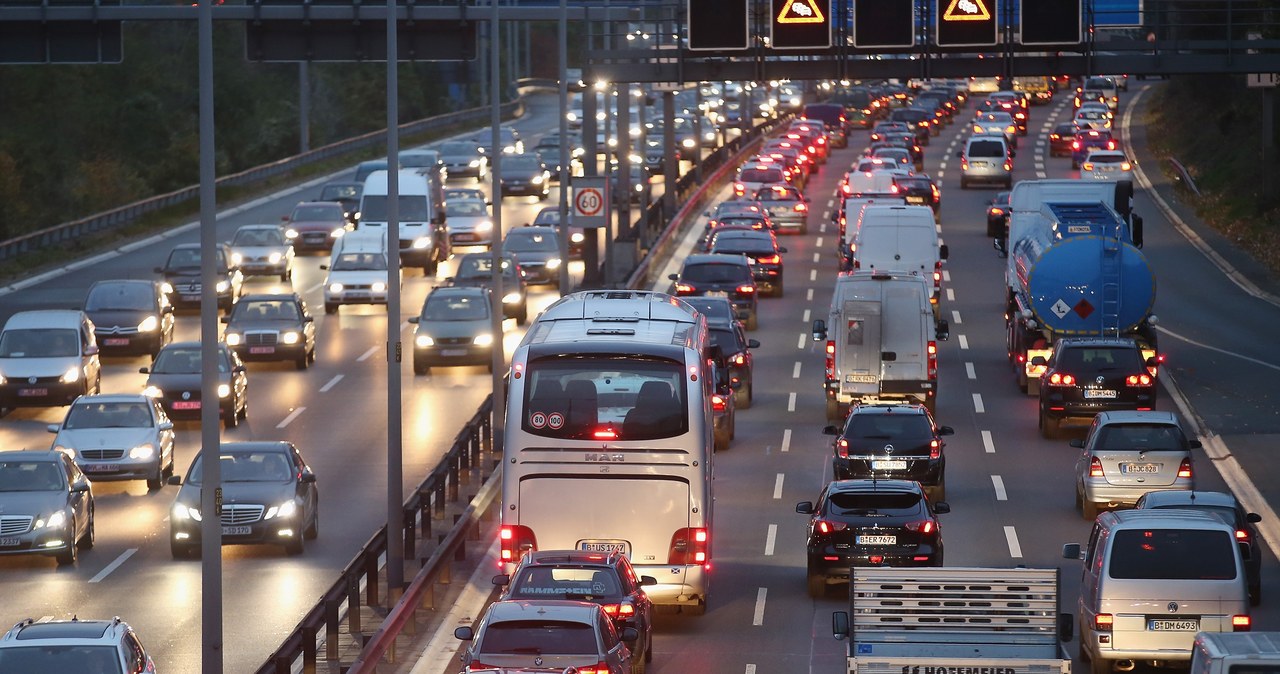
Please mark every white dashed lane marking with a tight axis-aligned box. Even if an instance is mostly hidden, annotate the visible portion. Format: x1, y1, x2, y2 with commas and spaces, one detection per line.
792, 362, 801, 379
787, 392, 797, 412
972, 393, 985, 414
965, 362, 976, 379
753, 588, 768, 626
773, 473, 785, 499
781, 428, 792, 453
319, 374, 343, 392
764, 524, 777, 556
357, 346, 379, 362
958, 335, 969, 350
277, 407, 306, 429
992, 475, 1007, 501
89, 548, 137, 584
982, 430, 996, 453
1005, 526, 1023, 558
951, 310, 962, 324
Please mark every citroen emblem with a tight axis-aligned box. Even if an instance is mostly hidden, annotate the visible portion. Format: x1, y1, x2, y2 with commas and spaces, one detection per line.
1167, 601, 1179, 613
534, 657, 544, 666
884, 444, 894, 454
1096, 376, 1106, 385
182, 391, 191, 400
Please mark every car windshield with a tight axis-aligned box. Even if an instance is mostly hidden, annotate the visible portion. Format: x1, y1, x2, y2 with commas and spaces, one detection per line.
681, 263, 751, 284
0, 645, 123, 673
165, 247, 226, 270
478, 620, 598, 656
825, 491, 922, 515
457, 257, 516, 279
446, 200, 488, 217
291, 204, 342, 221
738, 168, 782, 183
440, 141, 476, 155
0, 461, 64, 492
508, 566, 622, 599
506, 157, 542, 171
232, 228, 285, 247
152, 347, 231, 374
1095, 423, 1186, 450
421, 293, 488, 321
64, 401, 152, 429
1055, 346, 1144, 372
532, 210, 560, 225
708, 326, 745, 356
331, 253, 388, 272
189, 450, 293, 484
85, 283, 152, 312
1108, 529, 1237, 580
0, 328, 80, 358
232, 300, 300, 322
506, 231, 558, 252
321, 185, 360, 201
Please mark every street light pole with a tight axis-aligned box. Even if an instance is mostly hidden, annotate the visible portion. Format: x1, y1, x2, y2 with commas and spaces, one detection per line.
556, 0, 570, 292
384, 0, 406, 594
488, 0, 507, 453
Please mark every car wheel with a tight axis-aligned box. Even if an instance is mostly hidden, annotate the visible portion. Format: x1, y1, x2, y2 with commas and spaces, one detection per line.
517, 306, 528, 326
224, 401, 239, 429
78, 508, 95, 550
285, 533, 305, 556
170, 539, 193, 560
960, 178, 969, 189
147, 465, 164, 492
304, 503, 319, 540
55, 530, 78, 566
1071, 159, 1080, 170
734, 383, 751, 410
295, 350, 309, 370
413, 359, 428, 376
324, 303, 338, 314
807, 569, 826, 598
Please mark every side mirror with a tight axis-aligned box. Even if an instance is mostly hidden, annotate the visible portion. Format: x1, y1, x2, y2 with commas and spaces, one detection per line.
811, 319, 827, 341
640, 575, 658, 587
159, 421, 174, 431
937, 425, 954, 436
1069, 439, 1085, 448
168, 475, 183, 486
138, 367, 150, 374
621, 627, 639, 643
934, 501, 951, 514
1188, 439, 1202, 449
747, 339, 760, 349
492, 574, 511, 586
219, 316, 229, 324
1031, 355, 1048, 367
822, 425, 839, 436
778, 246, 788, 254
454, 626, 474, 641
833, 611, 850, 640
407, 316, 420, 324
1248, 512, 1262, 524
796, 501, 815, 514
300, 471, 317, 484
939, 244, 949, 261
319, 264, 329, 271
935, 319, 950, 341
47, 424, 60, 434
72, 479, 90, 493
1063, 543, 1083, 560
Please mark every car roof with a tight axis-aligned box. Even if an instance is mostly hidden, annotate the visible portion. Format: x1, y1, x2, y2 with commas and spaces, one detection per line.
1095, 410, 1179, 425
683, 253, 751, 266
237, 293, 302, 303
161, 340, 229, 351
828, 478, 923, 494
523, 549, 624, 566
90, 279, 157, 289
3, 310, 84, 330
508, 226, 557, 236
236, 223, 285, 231
1139, 490, 1239, 509
487, 600, 604, 623
216, 441, 291, 452
1104, 509, 1236, 531
71, 393, 152, 404
9, 620, 112, 641
0, 450, 64, 463
849, 403, 928, 417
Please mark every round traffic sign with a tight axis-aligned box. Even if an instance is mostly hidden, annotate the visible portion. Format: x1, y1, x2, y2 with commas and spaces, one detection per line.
574, 187, 604, 217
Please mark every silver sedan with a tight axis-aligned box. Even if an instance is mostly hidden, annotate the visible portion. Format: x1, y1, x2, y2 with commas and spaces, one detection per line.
48, 393, 176, 491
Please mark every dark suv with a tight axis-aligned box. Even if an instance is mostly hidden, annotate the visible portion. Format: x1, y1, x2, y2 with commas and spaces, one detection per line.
822, 403, 953, 501
1035, 337, 1157, 439
796, 479, 949, 597
669, 254, 759, 330
707, 229, 787, 298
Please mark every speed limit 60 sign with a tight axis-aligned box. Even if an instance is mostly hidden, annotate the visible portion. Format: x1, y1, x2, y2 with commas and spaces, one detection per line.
572, 177, 608, 229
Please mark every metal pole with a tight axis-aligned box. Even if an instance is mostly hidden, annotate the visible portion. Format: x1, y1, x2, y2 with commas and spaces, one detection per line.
489, 0, 507, 452
603, 84, 614, 287
693, 85, 703, 183
299, 61, 311, 153
196, 0, 222, 668
582, 79, 600, 286
557, 0, 571, 292
385, 0, 405, 592
636, 88, 649, 248
662, 90, 676, 223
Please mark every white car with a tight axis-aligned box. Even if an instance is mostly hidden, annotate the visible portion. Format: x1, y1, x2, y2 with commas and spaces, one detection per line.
0, 616, 156, 672
1079, 149, 1135, 181
227, 223, 295, 282
48, 393, 176, 491
1073, 104, 1114, 131
445, 198, 495, 248
971, 111, 1019, 148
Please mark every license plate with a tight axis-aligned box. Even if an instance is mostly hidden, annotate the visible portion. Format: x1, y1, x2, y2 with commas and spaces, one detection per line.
1121, 463, 1161, 474
857, 535, 897, 545
1149, 619, 1198, 631
455, 234, 477, 241
972, 161, 989, 168
905, 196, 925, 204
181, 295, 199, 303
872, 460, 908, 471
0, 538, 19, 547
440, 349, 467, 357
1084, 389, 1117, 399
103, 338, 130, 346
580, 540, 629, 555
706, 291, 728, 298
221, 526, 252, 536
345, 293, 369, 300
172, 401, 200, 410
249, 346, 275, 354
845, 374, 877, 383
82, 464, 118, 473
17, 388, 47, 397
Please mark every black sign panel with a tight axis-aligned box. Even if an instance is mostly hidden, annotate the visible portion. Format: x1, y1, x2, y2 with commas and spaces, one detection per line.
854, 0, 915, 48
1021, 0, 1081, 45
246, 19, 477, 62
935, 0, 997, 47
688, 0, 750, 51
0, 20, 123, 63
771, 0, 831, 49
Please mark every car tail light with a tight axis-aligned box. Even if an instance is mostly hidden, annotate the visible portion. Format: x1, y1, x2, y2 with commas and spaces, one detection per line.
1003, 160, 1012, 171
572, 662, 612, 674
836, 437, 849, 458
1237, 528, 1251, 542
795, 202, 808, 212
931, 184, 940, 200
990, 207, 1005, 216
756, 254, 781, 264
960, 158, 969, 170
1234, 615, 1252, 632
499, 525, 537, 566
927, 341, 937, 379
1005, 125, 1016, 134
711, 394, 727, 412
602, 603, 636, 618
674, 283, 694, 294
1125, 373, 1152, 386
732, 353, 746, 366
736, 284, 756, 294
1095, 613, 1114, 631
1082, 162, 1094, 171
1107, 140, 1117, 150
1089, 457, 1105, 478
905, 520, 936, 534
1048, 372, 1075, 386
669, 527, 709, 565
1121, 161, 1132, 170
1050, 133, 1061, 141
1072, 140, 1081, 150
734, 182, 745, 194
816, 520, 848, 534
929, 438, 941, 459
1177, 459, 1193, 479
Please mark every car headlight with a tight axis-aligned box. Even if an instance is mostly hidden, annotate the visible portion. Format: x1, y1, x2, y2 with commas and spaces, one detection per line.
328, 283, 345, 294
160, 282, 174, 294
371, 282, 387, 293
570, 232, 584, 243
682, 138, 697, 148
129, 444, 156, 460
546, 258, 562, 270
265, 500, 298, 520
473, 333, 494, 347
215, 280, 230, 293
476, 221, 493, 233
230, 253, 243, 266
268, 252, 283, 264
217, 383, 231, 398
142, 385, 163, 398
285, 228, 299, 239
531, 175, 544, 185
137, 315, 160, 332
704, 131, 717, 141
566, 112, 578, 122
331, 228, 346, 238
224, 332, 242, 347
412, 237, 431, 249
469, 159, 480, 168
172, 504, 202, 522
634, 183, 644, 192
36, 511, 67, 530
503, 292, 522, 304
415, 334, 435, 348
281, 332, 300, 345
60, 367, 80, 384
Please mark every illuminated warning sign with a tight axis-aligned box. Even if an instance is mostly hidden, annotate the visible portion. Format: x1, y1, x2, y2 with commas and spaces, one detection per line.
943, 0, 991, 21
777, 0, 824, 24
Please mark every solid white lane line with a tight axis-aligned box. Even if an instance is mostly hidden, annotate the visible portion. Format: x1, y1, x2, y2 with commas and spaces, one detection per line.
951, 310, 962, 324
965, 362, 976, 379
781, 429, 792, 453
753, 588, 767, 626
982, 430, 996, 453
958, 335, 969, 350
764, 524, 777, 556
89, 548, 137, 584
797, 333, 806, 349
802, 308, 811, 323
277, 407, 306, 429
806, 288, 814, 301
812, 252, 821, 263
815, 237, 824, 248
792, 362, 802, 379
773, 473, 785, 499
319, 374, 344, 393
972, 393, 985, 414
992, 475, 1008, 501
946, 288, 955, 302
788, 392, 797, 412
1004, 526, 1023, 558
1157, 325, 1280, 372
809, 269, 817, 281
357, 345, 379, 362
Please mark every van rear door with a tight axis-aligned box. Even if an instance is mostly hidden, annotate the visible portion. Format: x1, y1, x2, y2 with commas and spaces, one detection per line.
879, 283, 929, 388
837, 299, 882, 398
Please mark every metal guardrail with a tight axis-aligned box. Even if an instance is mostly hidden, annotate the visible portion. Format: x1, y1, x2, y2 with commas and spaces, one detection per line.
1168, 157, 1201, 197
256, 396, 497, 674
0, 99, 522, 264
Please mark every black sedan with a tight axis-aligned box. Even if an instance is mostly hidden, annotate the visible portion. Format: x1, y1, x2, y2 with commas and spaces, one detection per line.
705, 316, 758, 408
707, 229, 787, 298
1136, 490, 1264, 605
1048, 122, 1076, 157
502, 226, 563, 287
168, 441, 319, 558
83, 279, 175, 358
499, 153, 551, 199
318, 182, 362, 224
449, 252, 528, 325
796, 479, 949, 597
823, 403, 952, 501
221, 293, 317, 369
155, 243, 243, 312
141, 341, 248, 429
986, 191, 1012, 238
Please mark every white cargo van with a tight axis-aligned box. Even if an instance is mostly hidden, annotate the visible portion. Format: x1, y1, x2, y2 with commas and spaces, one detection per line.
320, 230, 399, 314
359, 169, 448, 274
1191, 632, 1280, 674
811, 271, 950, 420
851, 204, 948, 303
836, 195, 904, 270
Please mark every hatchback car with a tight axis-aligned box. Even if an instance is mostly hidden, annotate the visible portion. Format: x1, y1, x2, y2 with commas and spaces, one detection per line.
0, 616, 154, 673
1073, 410, 1197, 521
1048, 122, 1076, 157
503, 226, 563, 286
530, 206, 585, 260
221, 293, 317, 369
227, 224, 295, 282
796, 479, 949, 597
0, 309, 102, 410
957, 135, 1013, 189
494, 550, 656, 667
0, 450, 94, 566
82, 279, 175, 358
283, 200, 351, 252
705, 317, 758, 408
48, 394, 176, 491
409, 285, 495, 374
450, 252, 528, 325
445, 198, 495, 249
454, 600, 636, 674
500, 153, 551, 199
141, 341, 248, 429
669, 254, 759, 330
822, 403, 953, 501
751, 184, 808, 234
732, 163, 789, 199
168, 441, 319, 558
892, 174, 941, 218
972, 111, 1019, 148
1074, 104, 1114, 131
1136, 490, 1264, 605
318, 182, 362, 224
1080, 149, 1135, 181
154, 242, 243, 312
1036, 337, 1158, 439
706, 229, 787, 298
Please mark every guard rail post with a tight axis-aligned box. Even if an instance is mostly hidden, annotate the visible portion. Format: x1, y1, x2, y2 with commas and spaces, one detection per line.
347, 575, 362, 634
365, 553, 380, 606
325, 597, 340, 661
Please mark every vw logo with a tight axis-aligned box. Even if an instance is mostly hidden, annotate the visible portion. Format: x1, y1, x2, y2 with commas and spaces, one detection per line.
27, 377, 35, 384
1096, 376, 1106, 385
181, 391, 191, 400
884, 444, 894, 454
534, 657, 544, 666
1167, 601, 1179, 613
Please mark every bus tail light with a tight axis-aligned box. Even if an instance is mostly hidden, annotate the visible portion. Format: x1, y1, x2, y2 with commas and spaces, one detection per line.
669, 527, 709, 565
499, 525, 537, 566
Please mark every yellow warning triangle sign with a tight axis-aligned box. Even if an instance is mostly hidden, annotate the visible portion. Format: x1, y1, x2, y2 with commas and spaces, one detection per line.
777, 0, 825, 25
942, 0, 991, 21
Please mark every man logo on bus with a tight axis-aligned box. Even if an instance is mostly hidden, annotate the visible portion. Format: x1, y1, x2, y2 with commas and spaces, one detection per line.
530, 412, 547, 429
548, 412, 565, 430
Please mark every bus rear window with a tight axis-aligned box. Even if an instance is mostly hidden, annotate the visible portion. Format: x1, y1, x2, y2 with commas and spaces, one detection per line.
523, 358, 689, 441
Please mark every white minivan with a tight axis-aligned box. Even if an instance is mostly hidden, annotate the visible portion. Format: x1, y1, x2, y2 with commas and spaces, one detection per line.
320, 230, 399, 314
359, 169, 448, 274
0, 310, 102, 409
851, 204, 948, 303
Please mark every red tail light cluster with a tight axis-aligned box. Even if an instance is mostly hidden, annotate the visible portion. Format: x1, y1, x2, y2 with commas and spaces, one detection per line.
668, 527, 709, 565
711, 394, 727, 412
1177, 458, 1193, 479
928, 439, 941, 460
674, 283, 694, 294
825, 340, 836, 379
927, 341, 938, 379
602, 603, 635, 619
736, 284, 756, 294
1089, 457, 1105, 478
1095, 613, 1114, 631
1234, 615, 1252, 632
836, 437, 849, 458
1048, 372, 1076, 386
569, 662, 611, 674
815, 520, 848, 534
1237, 529, 1251, 542
1125, 373, 1153, 386
756, 254, 781, 265
905, 519, 936, 534
499, 525, 537, 566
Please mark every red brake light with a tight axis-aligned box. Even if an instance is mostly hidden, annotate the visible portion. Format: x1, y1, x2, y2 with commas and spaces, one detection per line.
674, 282, 694, 294
1125, 374, 1152, 386
795, 202, 808, 212
825, 341, 835, 356
1048, 373, 1076, 386
836, 437, 849, 458
1177, 458, 1193, 479
668, 527, 709, 566
927, 340, 937, 379
1234, 615, 1252, 632
756, 254, 781, 264
990, 207, 1005, 215
711, 394, 727, 412
1237, 529, 1250, 542
905, 520, 936, 534
1072, 141, 1081, 149
737, 284, 756, 294
499, 525, 537, 566
1095, 613, 1114, 631
592, 427, 619, 440
573, 662, 611, 674
929, 438, 941, 460
816, 520, 848, 534
1107, 140, 1117, 150
1089, 457, 1105, 478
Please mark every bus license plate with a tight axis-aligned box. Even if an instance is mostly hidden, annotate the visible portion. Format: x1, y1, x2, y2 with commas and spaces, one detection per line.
857, 535, 896, 545
1149, 619, 1198, 631
872, 460, 907, 471
1084, 389, 1117, 399
1121, 463, 1160, 474
222, 526, 252, 536
580, 540, 629, 556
